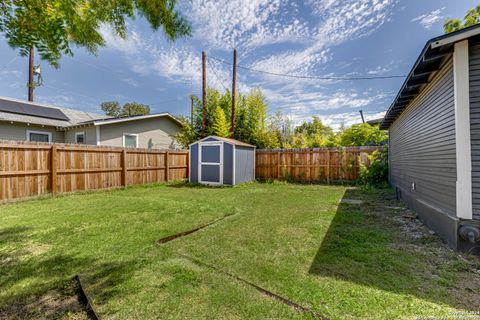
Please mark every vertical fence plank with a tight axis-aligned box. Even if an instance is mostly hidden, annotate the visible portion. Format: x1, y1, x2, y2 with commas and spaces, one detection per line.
186, 152, 189, 179
326, 149, 330, 184
277, 151, 281, 178
51, 145, 57, 195
121, 149, 128, 187
165, 151, 170, 182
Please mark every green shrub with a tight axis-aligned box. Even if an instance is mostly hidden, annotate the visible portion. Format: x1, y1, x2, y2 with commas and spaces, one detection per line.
359, 147, 388, 187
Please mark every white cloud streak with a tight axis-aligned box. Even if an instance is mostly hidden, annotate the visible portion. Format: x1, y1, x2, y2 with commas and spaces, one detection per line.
411, 7, 445, 29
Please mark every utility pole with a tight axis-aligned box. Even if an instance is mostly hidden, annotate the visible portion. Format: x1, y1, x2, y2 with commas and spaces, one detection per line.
359, 110, 365, 123
202, 51, 206, 136
28, 47, 34, 102
231, 49, 237, 134
190, 95, 194, 127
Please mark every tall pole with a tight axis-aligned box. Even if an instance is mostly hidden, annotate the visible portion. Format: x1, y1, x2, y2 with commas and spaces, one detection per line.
231, 49, 237, 135
190, 95, 194, 127
202, 51, 206, 136
28, 47, 34, 102
359, 110, 365, 123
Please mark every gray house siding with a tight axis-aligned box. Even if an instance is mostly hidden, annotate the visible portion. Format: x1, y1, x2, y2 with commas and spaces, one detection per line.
0, 122, 64, 142
235, 146, 255, 184
389, 57, 457, 242
470, 41, 480, 221
64, 126, 97, 145
99, 117, 181, 149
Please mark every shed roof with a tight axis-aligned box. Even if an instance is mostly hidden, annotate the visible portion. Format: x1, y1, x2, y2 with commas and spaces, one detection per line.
380, 24, 480, 130
194, 136, 255, 148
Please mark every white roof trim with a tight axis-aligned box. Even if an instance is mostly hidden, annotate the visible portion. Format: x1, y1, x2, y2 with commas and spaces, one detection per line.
431, 27, 480, 49
93, 113, 181, 126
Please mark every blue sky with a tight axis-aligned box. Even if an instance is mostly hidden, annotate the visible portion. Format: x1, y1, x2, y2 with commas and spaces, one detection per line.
0, 0, 478, 129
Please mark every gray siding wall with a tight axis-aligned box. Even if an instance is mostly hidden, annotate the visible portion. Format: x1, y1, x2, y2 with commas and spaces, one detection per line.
389, 57, 456, 217
470, 41, 480, 221
0, 122, 64, 142
64, 126, 97, 145
223, 143, 234, 185
234, 146, 255, 184
99, 117, 181, 149
190, 143, 199, 183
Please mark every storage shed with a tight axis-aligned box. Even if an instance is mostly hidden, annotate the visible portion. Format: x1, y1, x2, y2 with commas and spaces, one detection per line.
189, 136, 256, 185
381, 25, 480, 253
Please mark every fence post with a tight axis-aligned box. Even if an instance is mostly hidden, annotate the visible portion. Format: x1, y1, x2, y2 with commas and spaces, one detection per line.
326, 149, 330, 185
186, 152, 189, 179
121, 149, 127, 187
165, 151, 170, 182
277, 151, 281, 179
51, 145, 57, 195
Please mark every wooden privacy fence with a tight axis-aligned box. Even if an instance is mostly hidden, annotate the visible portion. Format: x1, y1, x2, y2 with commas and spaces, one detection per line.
255, 147, 380, 183
0, 140, 188, 202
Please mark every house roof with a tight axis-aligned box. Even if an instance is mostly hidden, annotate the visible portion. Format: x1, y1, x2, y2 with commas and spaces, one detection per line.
85, 113, 182, 126
380, 24, 480, 130
0, 96, 180, 129
193, 136, 256, 148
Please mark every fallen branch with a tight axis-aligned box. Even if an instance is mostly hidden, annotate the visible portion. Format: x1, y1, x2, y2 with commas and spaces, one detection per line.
180, 254, 329, 320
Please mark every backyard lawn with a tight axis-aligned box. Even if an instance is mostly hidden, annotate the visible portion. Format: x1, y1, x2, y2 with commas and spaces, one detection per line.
1, 182, 479, 319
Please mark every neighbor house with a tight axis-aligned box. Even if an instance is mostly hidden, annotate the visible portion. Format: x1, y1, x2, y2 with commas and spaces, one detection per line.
381, 25, 480, 252
0, 96, 182, 149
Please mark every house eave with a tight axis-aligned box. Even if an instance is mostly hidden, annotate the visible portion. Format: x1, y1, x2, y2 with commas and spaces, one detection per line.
380, 24, 480, 130
92, 113, 182, 127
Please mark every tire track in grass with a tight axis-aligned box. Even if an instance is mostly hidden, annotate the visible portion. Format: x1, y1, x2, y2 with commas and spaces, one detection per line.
179, 254, 329, 320
156, 212, 236, 245
74, 275, 100, 320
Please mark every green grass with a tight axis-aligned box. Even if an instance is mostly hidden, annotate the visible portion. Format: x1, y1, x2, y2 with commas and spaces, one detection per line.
1, 182, 479, 319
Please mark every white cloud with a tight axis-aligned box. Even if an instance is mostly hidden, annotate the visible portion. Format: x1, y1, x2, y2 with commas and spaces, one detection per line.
97, 1, 397, 121
249, 0, 396, 79
412, 7, 445, 29
321, 111, 386, 130
99, 25, 146, 55
366, 66, 392, 75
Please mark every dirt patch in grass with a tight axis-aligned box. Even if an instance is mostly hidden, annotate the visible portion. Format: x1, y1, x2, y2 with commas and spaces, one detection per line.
180, 254, 328, 320
156, 213, 236, 244
0, 279, 90, 320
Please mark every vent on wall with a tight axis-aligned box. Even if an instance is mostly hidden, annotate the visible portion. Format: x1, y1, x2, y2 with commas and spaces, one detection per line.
0, 99, 69, 121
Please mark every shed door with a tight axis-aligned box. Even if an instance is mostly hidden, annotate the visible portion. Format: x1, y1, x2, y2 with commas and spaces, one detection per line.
199, 142, 223, 184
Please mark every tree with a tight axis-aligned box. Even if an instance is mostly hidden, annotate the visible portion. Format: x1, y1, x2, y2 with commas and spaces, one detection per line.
174, 116, 199, 148
211, 107, 230, 137
100, 101, 121, 117
176, 87, 283, 149
289, 116, 337, 148
123, 102, 150, 117
101, 101, 150, 117
337, 123, 388, 147
0, 0, 191, 67
444, 5, 480, 33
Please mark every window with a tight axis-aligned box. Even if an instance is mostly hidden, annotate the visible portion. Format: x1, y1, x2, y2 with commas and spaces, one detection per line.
75, 132, 85, 144
26, 130, 52, 142
123, 133, 138, 148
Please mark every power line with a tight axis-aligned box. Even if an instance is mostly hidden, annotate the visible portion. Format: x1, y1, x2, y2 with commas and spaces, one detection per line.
207, 58, 229, 91
209, 56, 407, 81
0, 56, 18, 71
